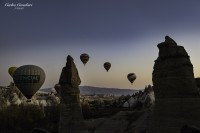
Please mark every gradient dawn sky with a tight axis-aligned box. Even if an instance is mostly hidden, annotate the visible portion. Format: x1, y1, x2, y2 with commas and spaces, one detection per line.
0, 0, 200, 90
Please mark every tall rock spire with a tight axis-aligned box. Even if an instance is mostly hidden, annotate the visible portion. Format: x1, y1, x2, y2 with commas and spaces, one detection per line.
59, 55, 81, 87
147, 36, 200, 133
58, 55, 88, 133
153, 36, 198, 98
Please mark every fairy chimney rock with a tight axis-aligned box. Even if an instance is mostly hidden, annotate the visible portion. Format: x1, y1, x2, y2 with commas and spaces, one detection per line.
147, 36, 200, 133
153, 36, 198, 99
58, 55, 88, 133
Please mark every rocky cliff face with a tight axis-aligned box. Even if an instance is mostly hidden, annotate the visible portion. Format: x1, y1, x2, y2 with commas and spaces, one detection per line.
152, 36, 198, 98
147, 36, 200, 133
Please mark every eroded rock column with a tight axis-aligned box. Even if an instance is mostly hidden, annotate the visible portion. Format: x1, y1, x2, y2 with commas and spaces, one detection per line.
147, 36, 200, 133
58, 55, 88, 133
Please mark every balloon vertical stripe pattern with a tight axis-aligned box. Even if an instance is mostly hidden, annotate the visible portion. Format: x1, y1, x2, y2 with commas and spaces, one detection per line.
80, 53, 89, 66
127, 73, 136, 84
104, 62, 111, 72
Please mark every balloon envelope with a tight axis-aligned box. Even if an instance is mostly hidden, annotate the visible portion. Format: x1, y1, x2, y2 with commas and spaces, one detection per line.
8, 66, 17, 77
127, 73, 136, 84
13, 65, 45, 99
104, 62, 111, 72
80, 53, 89, 66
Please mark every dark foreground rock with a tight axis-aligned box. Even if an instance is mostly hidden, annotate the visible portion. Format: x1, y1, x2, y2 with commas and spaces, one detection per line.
32, 128, 50, 133
181, 125, 200, 133
147, 36, 200, 133
85, 109, 151, 133
195, 78, 200, 88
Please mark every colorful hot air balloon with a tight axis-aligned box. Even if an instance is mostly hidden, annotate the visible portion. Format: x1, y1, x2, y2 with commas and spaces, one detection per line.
54, 83, 61, 95
127, 73, 136, 84
8, 66, 17, 78
104, 62, 111, 72
13, 65, 45, 99
80, 53, 89, 66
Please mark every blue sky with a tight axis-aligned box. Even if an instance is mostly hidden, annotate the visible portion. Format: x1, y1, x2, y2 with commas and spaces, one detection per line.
0, 0, 200, 89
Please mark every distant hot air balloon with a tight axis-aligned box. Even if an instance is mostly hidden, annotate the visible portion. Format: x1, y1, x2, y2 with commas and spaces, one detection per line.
8, 66, 17, 78
80, 53, 89, 66
104, 62, 111, 72
13, 65, 45, 100
127, 73, 136, 84
54, 83, 61, 95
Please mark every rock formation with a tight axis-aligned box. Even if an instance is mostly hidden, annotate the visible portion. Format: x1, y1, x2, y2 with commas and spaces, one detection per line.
147, 36, 200, 133
58, 55, 88, 133
195, 78, 200, 95
195, 77, 200, 88
142, 85, 155, 108
153, 36, 198, 98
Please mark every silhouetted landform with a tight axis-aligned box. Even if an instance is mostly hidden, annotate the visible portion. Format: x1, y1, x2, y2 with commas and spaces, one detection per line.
153, 36, 198, 98
40, 86, 138, 96
82, 85, 155, 133
80, 86, 138, 96
32, 128, 50, 133
85, 109, 150, 133
148, 36, 200, 133
180, 125, 200, 133
81, 85, 154, 120
195, 78, 200, 88
58, 55, 88, 133
0, 84, 154, 133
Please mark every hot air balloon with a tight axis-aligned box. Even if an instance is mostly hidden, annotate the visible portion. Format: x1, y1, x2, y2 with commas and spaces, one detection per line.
80, 53, 89, 66
104, 62, 111, 72
8, 66, 17, 78
127, 73, 136, 84
13, 65, 45, 100
54, 83, 61, 95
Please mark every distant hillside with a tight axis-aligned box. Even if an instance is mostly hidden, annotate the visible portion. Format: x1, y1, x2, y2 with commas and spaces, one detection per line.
40, 86, 138, 96
80, 86, 137, 96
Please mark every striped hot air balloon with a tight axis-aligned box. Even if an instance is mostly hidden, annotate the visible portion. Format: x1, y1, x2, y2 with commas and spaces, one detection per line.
104, 62, 111, 72
127, 73, 136, 84
13, 65, 45, 99
80, 53, 89, 66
